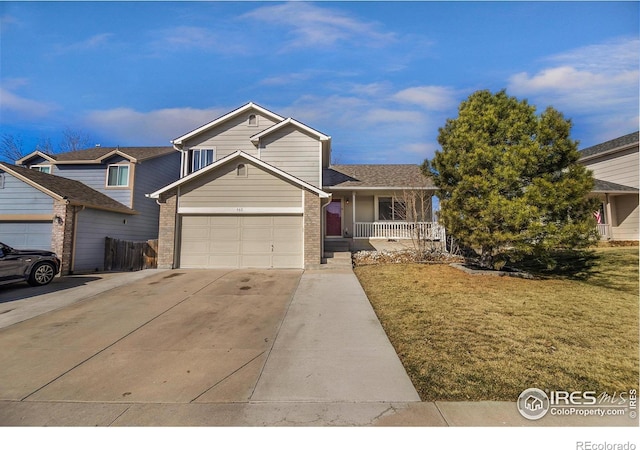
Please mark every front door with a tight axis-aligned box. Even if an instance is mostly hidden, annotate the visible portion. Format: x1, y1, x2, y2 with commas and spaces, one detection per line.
326, 199, 342, 237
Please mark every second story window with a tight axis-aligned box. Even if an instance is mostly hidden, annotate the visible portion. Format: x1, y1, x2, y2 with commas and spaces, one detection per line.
107, 164, 130, 187
32, 165, 51, 174
191, 148, 215, 173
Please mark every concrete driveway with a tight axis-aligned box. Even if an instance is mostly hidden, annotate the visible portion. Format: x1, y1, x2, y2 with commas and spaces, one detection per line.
0, 269, 301, 404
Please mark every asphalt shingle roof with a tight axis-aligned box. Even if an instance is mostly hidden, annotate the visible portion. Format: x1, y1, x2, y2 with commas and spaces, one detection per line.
593, 179, 639, 193
323, 164, 435, 189
579, 131, 639, 159
42, 146, 174, 162
0, 163, 136, 214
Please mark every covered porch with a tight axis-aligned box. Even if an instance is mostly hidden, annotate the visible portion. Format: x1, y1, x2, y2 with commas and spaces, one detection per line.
591, 180, 639, 241
323, 189, 445, 242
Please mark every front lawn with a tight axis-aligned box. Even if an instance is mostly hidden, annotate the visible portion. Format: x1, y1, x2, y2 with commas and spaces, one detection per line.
354, 247, 639, 401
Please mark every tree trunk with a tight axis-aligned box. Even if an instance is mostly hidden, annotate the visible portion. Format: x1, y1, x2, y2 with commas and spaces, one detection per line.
479, 247, 494, 269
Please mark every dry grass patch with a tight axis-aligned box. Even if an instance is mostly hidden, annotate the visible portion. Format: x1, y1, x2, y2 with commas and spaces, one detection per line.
354, 247, 639, 401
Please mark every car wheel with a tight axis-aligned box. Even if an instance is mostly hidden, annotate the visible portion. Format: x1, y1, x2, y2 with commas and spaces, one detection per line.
28, 262, 56, 286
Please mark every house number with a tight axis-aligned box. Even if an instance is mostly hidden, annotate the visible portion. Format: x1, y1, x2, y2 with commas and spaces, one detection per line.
236, 207, 244, 212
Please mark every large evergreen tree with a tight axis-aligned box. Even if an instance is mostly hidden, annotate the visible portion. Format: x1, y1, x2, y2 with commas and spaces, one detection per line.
424, 90, 599, 268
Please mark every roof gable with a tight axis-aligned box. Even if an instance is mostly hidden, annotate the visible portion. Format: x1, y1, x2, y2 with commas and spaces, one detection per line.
172, 102, 285, 146
149, 151, 329, 199
0, 163, 135, 214
250, 117, 330, 144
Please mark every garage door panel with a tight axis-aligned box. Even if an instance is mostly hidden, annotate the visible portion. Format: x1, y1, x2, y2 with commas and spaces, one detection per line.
240, 254, 273, 268
208, 255, 240, 268
180, 215, 303, 269
210, 240, 241, 253
211, 228, 241, 240
0, 222, 52, 250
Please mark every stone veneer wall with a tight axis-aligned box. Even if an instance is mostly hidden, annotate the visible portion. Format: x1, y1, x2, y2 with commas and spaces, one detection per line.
51, 200, 76, 275
157, 189, 178, 269
304, 190, 322, 269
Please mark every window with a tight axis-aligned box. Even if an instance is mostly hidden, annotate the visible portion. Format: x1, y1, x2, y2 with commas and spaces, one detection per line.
191, 148, 215, 173
377, 197, 405, 221
248, 114, 258, 126
32, 165, 51, 174
236, 163, 247, 177
107, 164, 130, 187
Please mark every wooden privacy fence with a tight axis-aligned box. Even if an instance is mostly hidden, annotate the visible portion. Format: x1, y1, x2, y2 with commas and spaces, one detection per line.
104, 237, 158, 271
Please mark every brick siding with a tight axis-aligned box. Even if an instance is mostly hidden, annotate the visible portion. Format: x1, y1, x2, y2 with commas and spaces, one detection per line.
304, 190, 322, 269
157, 189, 178, 269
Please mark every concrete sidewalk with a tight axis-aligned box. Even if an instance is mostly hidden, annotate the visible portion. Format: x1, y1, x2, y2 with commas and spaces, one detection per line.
251, 268, 420, 402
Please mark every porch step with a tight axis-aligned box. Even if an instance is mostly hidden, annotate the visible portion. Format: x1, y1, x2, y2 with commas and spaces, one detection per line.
324, 240, 350, 252
322, 251, 353, 269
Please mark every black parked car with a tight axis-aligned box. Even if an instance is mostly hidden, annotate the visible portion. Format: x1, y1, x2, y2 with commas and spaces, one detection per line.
0, 242, 61, 287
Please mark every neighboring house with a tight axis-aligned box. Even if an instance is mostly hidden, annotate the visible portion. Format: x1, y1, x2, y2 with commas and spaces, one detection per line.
150, 102, 441, 269
0, 147, 180, 273
579, 131, 639, 241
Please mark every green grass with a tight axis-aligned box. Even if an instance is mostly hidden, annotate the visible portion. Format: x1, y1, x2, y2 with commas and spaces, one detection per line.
354, 247, 639, 401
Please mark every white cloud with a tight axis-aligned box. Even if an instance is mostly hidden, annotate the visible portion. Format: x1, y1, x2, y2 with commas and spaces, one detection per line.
83, 107, 225, 144
364, 108, 425, 125
150, 26, 246, 54
53, 33, 114, 54
507, 37, 639, 142
0, 87, 58, 121
240, 2, 395, 51
393, 86, 459, 111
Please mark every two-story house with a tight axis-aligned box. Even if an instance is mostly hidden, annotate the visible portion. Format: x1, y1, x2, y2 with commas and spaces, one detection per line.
579, 131, 639, 241
0, 147, 180, 273
150, 102, 442, 269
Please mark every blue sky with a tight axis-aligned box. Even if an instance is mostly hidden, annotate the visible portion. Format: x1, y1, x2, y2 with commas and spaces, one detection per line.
1, 1, 638, 164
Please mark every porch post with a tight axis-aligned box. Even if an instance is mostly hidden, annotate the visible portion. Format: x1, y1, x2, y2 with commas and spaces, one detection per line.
605, 193, 616, 240
352, 191, 356, 238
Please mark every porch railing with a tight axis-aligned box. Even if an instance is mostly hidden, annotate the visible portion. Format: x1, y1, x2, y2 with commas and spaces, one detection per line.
596, 224, 609, 239
354, 222, 446, 241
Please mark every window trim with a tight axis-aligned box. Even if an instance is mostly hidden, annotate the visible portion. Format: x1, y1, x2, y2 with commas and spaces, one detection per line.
106, 164, 130, 188
247, 114, 258, 127
31, 165, 51, 174
375, 195, 406, 221
190, 147, 216, 173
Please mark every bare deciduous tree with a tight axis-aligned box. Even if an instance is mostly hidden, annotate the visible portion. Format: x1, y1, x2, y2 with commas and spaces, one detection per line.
0, 128, 94, 163
0, 134, 25, 163
394, 188, 442, 255
59, 128, 92, 153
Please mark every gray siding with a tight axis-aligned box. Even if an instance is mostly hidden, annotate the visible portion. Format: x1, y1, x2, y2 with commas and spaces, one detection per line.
130, 152, 181, 238
583, 147, 639, 188
180, 162, 302, 209
182, 112, 279, 161
260, 126, 321, 187
55, 164, 133, 207
74, 207, 148, 272
0, 171, 53, 215
612, 194, 639, 240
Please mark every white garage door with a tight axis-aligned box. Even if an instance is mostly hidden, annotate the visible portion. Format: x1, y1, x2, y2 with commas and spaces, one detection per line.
180, 215, 303, 269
